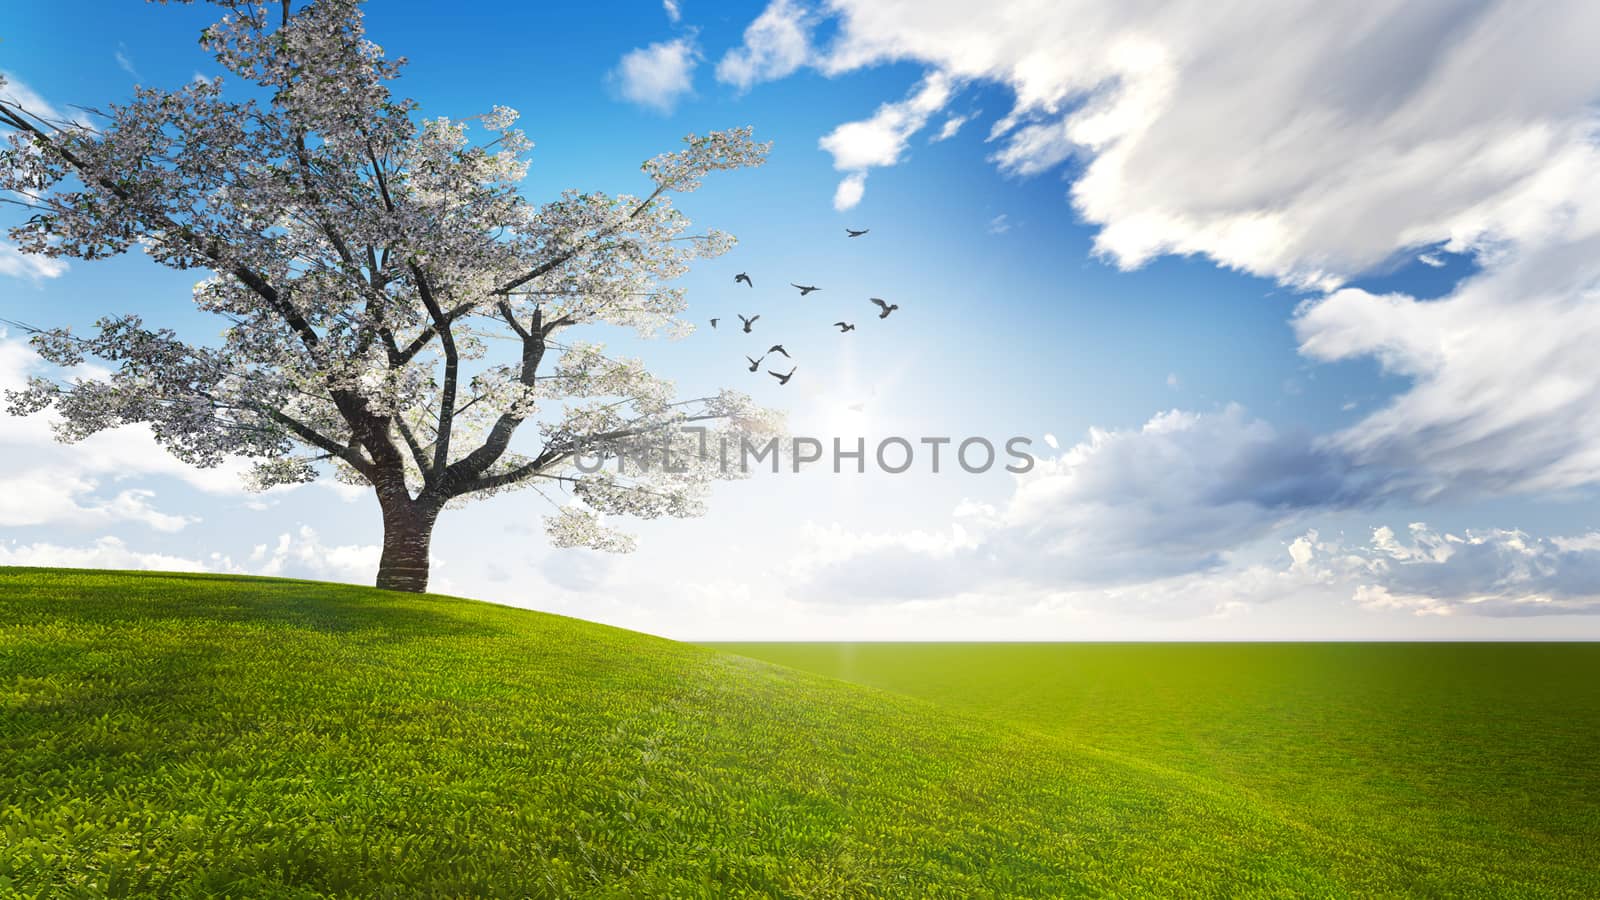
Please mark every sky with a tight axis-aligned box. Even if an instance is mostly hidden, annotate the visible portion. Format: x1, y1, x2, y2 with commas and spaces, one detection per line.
2, 0, 1600, 639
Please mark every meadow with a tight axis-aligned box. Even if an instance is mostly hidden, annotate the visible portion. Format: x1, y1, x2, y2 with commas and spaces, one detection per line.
717, 641, 1600, 896
0, 568, 1594, 896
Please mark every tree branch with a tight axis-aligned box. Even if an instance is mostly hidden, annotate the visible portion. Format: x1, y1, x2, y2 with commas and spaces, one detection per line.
408, 261, 459, 474
0, 101, 323, 356
259, 405, 375, 478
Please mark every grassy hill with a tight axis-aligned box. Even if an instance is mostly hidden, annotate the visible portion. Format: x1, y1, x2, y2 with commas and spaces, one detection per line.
1, 569, 1594, 896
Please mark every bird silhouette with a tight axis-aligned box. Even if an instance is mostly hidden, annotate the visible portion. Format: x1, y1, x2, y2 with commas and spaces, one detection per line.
870, 298, 899, 319
746, 354, 764, 372
833, 322, 855, 332
738, 314, 759, 333
791, 283, 821, 296
846, 228, 869, 237
709, 317, 719, 328
767, 344, 790, 358
735, 272, 753, 287
769, 366, 796, 385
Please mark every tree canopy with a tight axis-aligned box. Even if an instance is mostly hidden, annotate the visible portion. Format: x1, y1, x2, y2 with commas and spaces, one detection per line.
0, 0, 782, 590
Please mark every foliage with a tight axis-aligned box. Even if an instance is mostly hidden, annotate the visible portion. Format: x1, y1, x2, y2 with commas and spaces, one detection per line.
0, 2, 779, 583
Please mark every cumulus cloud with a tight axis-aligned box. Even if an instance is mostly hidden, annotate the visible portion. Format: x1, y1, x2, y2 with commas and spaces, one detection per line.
792, 407, 1372, 601
0, 536, 211, 572
1305, 524, 1600, 616
609, 38, 699, 114
724, 0, 1600, 529
0, 527, 383, 585
818, 73, 952, 208
0, 333, 254, 532
740, 0, 1600, 286
252, 525, 381, 583
792, 502, 1600, 618
1296, 236, 1600, 500
0, 481, 195, 532
715, 0, 812, 90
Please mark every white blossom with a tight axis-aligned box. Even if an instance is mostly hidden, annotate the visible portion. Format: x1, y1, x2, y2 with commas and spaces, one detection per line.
0, 0, 778, 589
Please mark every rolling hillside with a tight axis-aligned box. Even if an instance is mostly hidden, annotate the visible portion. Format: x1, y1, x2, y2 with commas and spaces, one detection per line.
1, 569, 1591, 896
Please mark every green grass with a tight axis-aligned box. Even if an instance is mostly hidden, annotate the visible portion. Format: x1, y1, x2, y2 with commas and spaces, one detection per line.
715, 642, 1600, 897
0, 569, 1593, 896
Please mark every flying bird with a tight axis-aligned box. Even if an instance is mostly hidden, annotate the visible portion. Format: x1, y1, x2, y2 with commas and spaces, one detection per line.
833, 322, 855, 332
769, 366, 796, 385
709, 318, 719, 329
767, 344, 790, 358
735, 272, 753, 287
870, 298, 899, 319
738, 314, 759, 333
846, 228, 869, 237
791, 283, 821, 296
746, 355, 764, 372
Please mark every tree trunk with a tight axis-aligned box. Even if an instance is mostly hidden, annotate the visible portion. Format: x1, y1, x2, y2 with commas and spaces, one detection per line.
375, 499, 439, 593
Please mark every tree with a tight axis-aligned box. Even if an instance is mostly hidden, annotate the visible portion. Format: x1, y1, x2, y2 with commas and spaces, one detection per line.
0, 0, 782, 593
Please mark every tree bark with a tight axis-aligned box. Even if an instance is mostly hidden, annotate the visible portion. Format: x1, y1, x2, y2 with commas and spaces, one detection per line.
375, 499, 439, 593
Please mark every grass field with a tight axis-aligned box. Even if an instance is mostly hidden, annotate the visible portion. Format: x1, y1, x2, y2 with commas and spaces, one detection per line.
0, 568, 1594, 896
716, 642, 1600, 897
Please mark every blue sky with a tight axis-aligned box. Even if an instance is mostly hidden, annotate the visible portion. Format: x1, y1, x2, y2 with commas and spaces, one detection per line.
4, 0, 1600, 638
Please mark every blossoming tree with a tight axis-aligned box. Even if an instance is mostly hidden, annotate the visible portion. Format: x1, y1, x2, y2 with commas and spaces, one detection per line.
0, 0, 781, 592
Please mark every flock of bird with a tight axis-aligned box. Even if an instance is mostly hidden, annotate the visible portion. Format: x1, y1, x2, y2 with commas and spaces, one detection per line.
708, 227, 899, 386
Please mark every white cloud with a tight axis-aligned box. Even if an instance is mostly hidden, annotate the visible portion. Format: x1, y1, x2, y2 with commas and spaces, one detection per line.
1296, 236, 1600, 499
0, 241, 67, 281
1166, 372, 1180, 389
1307, 524, 1600, 616
609, 38, 699, 114
986, 213, 1011, 234
727, 0, 1600, 520
0, 70, 78, 126
931, 113, 968, 142
792, 406, 1366, 600
819, 73, 952, 208
254, 525, 380, 583
790, 503, 1600, 619
663, 0, 681, 24
0, 333, 257, 532
773, 0, 1600, 287
832, 172, 866, 211
1418, 252, 1446, 267
114, 45, 141, 80
0, 536, 210, 572
819, 73, 952, 170
0, 526, 382, 586
715, 0, 812, 90
0, 481, 195, 532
